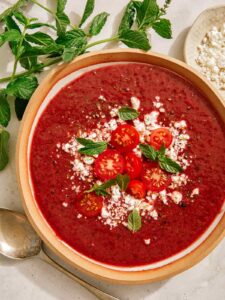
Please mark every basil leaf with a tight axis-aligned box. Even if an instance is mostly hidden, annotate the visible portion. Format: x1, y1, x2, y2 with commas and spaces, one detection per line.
139, 144, 158, 161
158, 156, 183, 173
0, 30, 21, 47
128, 209, 142, 233
26, 22, 56, 30
0, 0, 30, 23
0, 91, 10, 127
57, 0, 67, 13
15, 98, 28, 120
89, 12, 109, 36
116, 174, 130, 191
76, 138, 107, 155
0, 130, 10, 171
118, 106, 139, 120
158, 143, 166, 156
152, 18, 172, 39
79, 0, 95, 27
56, 29, 86, 48
87, 179, 116, 196
119, 30, 151, 51
13, 11, 28, 26
118, 1, 137, 34
137, 0, 159, 30
6, 76, 38, 100
25, 32, 55, 46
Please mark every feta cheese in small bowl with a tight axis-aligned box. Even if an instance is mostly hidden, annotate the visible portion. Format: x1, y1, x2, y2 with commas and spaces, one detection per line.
184, 5, 225, 101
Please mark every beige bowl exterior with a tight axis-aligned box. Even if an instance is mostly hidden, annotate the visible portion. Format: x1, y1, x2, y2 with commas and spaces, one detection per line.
16, 49, 225, 284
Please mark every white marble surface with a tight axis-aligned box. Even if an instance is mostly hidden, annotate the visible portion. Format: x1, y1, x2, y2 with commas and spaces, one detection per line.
0, 0, 225, 299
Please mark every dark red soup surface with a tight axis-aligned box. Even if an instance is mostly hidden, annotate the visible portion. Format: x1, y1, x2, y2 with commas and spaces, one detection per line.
30, 63, 225, 267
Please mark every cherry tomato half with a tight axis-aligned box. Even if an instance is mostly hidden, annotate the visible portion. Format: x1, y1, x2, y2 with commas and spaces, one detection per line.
111, 124, 140, 153
76, 193, 103, 217
94, 149, 125, 180
127, 180, 146, 199
148, 128, 173, 150
125, 152, 142, 179
142, 164, 171, 192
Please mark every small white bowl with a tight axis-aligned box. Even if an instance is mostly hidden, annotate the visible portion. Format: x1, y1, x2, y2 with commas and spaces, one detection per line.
184, 5, 225, 101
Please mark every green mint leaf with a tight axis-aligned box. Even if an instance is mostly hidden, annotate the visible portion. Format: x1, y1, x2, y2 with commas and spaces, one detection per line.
116, 174, 130, 191
62, 47, 84, 62
0, 30, 21, 47
13, 11, 28, 26
56, 12, 70, 35
15, 98, 29, 120
127, 209, 142, 233
0, 129, 10, 171
79, 0, 95, 27
137, 0, 159, 30
6, 76, 38, 100
76, 138, 107, 155
25, 32, 55, 46
139, 144, 158, 161
56, 29, 87, 48
20, 44, 63, 57
89, 12, 109, 36
19, 41, 38, 70
158, 143, 166, 156
4, 16, 21, 55
0, 91, 10, 127
119, 30, 151, 51
152, 18, 172, 39
158, 156, 183, 173
86, 179, 116, 196
118, 1, 137, 34
56, 0, 70, 36
27, 22, 56, 30
0, 0, 30, 23
118, 106, 139, 120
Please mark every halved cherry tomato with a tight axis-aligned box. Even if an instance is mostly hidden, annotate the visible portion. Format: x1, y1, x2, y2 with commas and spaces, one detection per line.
148, 128, 173, 150
127, 180, 146, 199
76, 193, 103, 217
94, 149, 124, 180
111, 124, 140, 153
142, 164, 171, 192
125, 152, 142, 179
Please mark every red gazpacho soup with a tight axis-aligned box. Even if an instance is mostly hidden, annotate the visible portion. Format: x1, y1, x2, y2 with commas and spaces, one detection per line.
30, 63, 225, 267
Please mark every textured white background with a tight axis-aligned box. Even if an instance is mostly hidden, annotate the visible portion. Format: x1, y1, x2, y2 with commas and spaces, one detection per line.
0, 0, 225, 299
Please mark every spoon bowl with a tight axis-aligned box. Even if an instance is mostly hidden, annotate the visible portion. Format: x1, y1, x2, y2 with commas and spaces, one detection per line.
0, 208, 41, 259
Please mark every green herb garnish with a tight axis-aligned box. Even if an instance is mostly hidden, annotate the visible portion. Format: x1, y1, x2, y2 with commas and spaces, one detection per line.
0, 0, 173, 171
0, 129, 10, 171
127, 209, 142, 233
140, 143, 182, 173
116, 174, 130, 191
118, 106, 140, 121
76, 137, 107, 156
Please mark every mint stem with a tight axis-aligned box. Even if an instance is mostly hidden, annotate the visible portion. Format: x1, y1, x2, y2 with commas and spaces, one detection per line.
86, 36, 119, 49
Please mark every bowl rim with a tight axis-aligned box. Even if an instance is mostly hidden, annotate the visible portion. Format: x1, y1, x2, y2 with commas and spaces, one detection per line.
16, 48, 225, 284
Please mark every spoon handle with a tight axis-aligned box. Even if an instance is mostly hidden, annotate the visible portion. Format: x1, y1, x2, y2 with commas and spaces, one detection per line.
39, 249, 120, 300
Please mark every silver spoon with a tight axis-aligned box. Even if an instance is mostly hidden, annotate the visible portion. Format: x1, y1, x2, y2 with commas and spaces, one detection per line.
0, 208, 119, 300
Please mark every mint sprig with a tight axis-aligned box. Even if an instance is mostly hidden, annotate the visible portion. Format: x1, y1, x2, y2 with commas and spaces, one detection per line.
128, 209, 142, 233
140, 143, 183, 174
76, 137, 107, 156
0, 130, 10, 171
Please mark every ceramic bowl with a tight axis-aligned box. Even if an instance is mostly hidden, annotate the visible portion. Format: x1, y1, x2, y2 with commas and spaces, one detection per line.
184, 5, 225, 100
16, 49, 225, 284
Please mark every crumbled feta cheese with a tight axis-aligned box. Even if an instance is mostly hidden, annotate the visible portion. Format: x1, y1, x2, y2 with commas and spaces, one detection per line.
62, 202, 68, 207
196, 23, 225, 90
131, 96, 140, 110
190, 188, 199, 198
144, 239, 151, 245
133, 119, 146, 132
110, 107, 118, 117
149, 209, 158, 220
170, 191, 183, 204
99, 95, 106, 101
83, 156, 94, 165
101, 207, 110, 218
144, 111, 159, 126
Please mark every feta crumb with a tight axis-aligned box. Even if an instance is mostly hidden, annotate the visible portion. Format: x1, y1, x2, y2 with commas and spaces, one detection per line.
62, 202, 68, 207
131, 96, 140, 110
190, 188, 199, 198
170, 191, 183, 204
101, 207, 110, 218
77, 214, 82, 219
99, 95, 106, 101
83, 156, 94, 165
149, 209, 158, 220
144, 238, 151, 245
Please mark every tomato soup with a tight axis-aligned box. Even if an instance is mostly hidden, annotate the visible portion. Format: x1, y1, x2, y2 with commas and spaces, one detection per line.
30, 63, 225, 267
